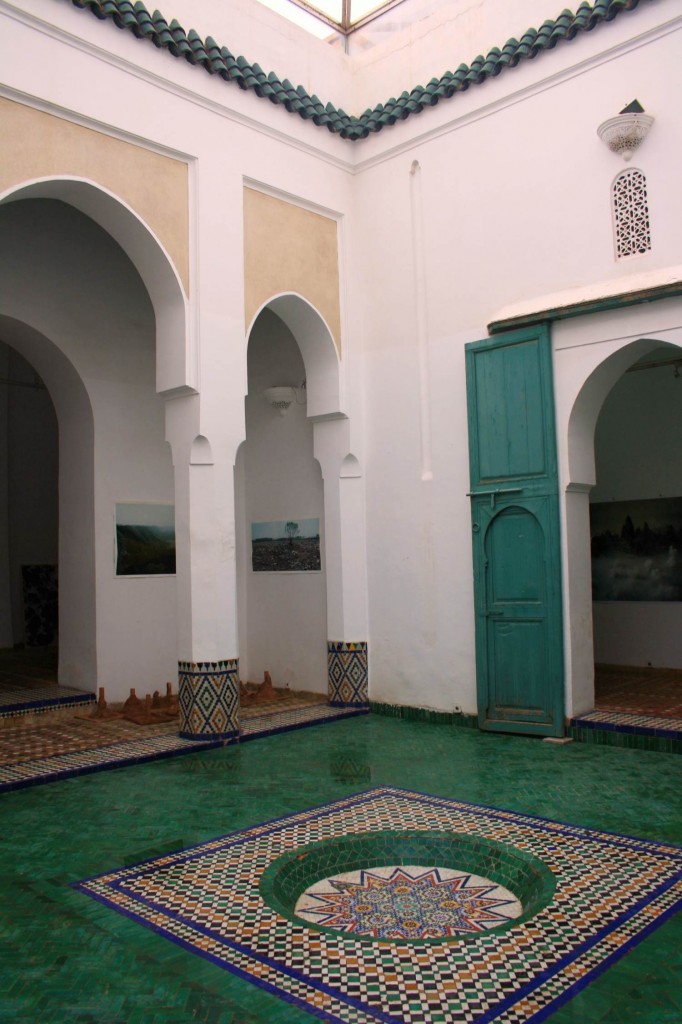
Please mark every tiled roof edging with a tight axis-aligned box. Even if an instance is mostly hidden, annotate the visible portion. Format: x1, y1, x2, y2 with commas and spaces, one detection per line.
68, 0, 651, 141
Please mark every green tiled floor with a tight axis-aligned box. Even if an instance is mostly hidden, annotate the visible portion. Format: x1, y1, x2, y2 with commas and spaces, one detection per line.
1, 715, 681, 1023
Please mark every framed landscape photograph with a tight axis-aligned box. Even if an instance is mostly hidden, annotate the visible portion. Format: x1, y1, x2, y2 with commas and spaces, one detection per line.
590, 497, 682, 601
115, 503, 176, 577
251, 518, 321, 572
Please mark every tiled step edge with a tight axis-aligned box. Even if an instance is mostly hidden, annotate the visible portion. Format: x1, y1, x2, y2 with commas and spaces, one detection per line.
370, 700, 478, 728
0, 693, 96, 721
568, 718, 681, 754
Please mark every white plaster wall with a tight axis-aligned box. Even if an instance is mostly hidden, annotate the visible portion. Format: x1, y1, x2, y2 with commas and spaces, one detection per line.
4, 346, 58, 645
353, 12, 681, 712
0, 200, 176, 699
590, 358, 682, 668
1, 0, 680, 715
238, 310, 327, 694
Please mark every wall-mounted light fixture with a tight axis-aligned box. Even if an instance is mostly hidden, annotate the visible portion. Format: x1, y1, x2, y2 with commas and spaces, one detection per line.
598, 100, 654, 161
263, 386, 297, 416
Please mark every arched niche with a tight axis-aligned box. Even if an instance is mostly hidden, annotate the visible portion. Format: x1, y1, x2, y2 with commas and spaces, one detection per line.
340, 454, 362, 478
248, 293, 344, 420
0, 177, 192, 397
190, 435, 213, 465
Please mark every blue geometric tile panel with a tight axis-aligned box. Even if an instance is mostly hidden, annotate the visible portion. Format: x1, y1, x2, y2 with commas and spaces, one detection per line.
178, 659, 239, 739
328, 641, 368, 707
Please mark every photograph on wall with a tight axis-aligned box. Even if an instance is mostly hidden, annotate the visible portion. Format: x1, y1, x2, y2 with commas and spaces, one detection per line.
590, 497, 682, 601
115, 503, 176, 576
251, 518, 321, 572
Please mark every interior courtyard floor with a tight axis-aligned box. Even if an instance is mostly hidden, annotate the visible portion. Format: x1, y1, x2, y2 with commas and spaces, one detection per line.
0, 648, 681, 788
1, 711, 680, 1024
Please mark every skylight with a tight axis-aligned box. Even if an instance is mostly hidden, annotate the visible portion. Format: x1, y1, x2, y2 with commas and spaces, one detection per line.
258, 0, 406, 39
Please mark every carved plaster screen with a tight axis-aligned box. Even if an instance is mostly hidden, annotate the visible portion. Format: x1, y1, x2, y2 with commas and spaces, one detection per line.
612, 168, 651, 260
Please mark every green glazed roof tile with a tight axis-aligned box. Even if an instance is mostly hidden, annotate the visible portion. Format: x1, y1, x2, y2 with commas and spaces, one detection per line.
67, 0, 653, 141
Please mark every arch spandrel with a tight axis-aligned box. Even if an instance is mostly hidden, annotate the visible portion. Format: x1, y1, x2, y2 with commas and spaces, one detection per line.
243, 188, 342, 355
0, 97, 189, 296
1, 178, 191, 397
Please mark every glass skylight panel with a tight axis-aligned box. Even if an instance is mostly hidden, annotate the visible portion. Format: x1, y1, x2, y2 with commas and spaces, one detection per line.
350, 0, 395, 21
305, 0, 343, 20
258, 0, 337, 38
258, 0, 406, 37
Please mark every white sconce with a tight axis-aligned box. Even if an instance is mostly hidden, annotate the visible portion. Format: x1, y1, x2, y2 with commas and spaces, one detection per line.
598, 100, 654, 161
263, 386, 297, 416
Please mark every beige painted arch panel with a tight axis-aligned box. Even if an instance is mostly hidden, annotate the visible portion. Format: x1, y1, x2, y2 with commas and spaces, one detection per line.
0, 98, 189, 295
244, 188, 341, 353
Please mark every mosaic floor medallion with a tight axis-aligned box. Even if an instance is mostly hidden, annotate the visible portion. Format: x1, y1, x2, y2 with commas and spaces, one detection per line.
74, 786, 682, 1024
294, 865, 522, 939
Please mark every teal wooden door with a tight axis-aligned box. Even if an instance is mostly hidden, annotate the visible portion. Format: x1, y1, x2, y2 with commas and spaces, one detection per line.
465, 326, 564, 736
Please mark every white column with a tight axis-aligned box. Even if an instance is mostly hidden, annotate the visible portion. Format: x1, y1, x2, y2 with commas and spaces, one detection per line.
166, 395, 241, 738
313, 417, 369, 706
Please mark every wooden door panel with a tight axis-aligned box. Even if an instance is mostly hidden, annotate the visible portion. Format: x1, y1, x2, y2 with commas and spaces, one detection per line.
486, 507, 544, 605
471, 340, 549, 484
488, 619, 548, 721
466, 326, 564, 737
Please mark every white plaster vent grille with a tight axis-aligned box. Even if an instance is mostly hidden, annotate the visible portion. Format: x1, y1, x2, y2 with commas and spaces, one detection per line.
613, 168, 651, 259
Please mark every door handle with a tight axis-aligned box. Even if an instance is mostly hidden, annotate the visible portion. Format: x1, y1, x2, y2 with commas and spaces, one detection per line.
467, 487, 523, 508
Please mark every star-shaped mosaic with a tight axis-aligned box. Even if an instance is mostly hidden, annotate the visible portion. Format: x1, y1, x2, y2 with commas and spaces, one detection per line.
295, 865, 521, 938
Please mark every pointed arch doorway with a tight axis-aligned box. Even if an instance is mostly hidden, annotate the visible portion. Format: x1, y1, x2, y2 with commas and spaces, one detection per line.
0, 181, 187, 702
238, 294, 369, 708
559, 301, 682, 720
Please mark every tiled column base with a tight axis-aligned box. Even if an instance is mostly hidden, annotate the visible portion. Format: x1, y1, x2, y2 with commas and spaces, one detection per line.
328, 641, 368, 707
178, 659, 240, 740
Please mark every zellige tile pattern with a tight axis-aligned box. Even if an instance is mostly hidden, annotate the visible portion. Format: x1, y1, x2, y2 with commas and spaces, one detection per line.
75, 787, 682, 1024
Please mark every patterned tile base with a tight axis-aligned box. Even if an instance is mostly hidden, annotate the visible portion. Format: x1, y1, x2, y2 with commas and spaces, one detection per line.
178, 659, 240, 738
74, 786, 682, 1024
328, 641, 368, 707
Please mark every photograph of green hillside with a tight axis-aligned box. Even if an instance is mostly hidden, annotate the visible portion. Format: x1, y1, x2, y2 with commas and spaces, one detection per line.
115, 503, 176, 576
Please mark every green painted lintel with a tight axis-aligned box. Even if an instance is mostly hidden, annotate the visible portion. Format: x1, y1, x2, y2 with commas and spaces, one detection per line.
488, 280, 682, 335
